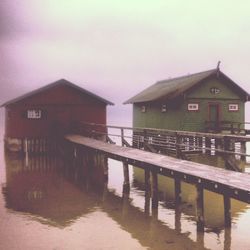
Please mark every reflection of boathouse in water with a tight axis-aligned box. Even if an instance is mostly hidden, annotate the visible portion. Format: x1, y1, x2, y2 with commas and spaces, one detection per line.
1, 79, 113, 152
2, 151, 248, 250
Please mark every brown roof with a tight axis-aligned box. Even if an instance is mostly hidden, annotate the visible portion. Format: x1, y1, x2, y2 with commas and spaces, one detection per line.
1, 79, 114, 106
124, 69, 250, 104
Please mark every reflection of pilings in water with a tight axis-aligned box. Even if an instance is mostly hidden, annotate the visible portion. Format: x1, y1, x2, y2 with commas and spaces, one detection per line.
101, 186, 210, 250
224, 227, 231, 250
123, 162, 130, 193
60, 140, 109, 190
133, 166, 248, 232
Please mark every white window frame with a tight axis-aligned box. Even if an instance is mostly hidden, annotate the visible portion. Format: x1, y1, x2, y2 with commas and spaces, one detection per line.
210, 87, 220, 94
141, 105, 146, 113
228, 104, 239, 111
161, 104, 167, 112
188, 103, 199, 111
27, 109, 42, 119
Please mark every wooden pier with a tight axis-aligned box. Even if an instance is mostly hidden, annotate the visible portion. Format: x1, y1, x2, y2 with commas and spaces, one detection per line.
65, 134, 250, 231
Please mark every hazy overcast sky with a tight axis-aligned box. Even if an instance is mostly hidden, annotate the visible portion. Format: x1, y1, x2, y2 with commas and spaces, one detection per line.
1, 0, 250, 113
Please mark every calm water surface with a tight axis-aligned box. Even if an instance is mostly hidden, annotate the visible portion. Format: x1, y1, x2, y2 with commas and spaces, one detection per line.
0, 124, 250, 250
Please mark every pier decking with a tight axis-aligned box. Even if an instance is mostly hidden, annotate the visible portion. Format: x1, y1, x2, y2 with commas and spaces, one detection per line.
65, 135, 250, 204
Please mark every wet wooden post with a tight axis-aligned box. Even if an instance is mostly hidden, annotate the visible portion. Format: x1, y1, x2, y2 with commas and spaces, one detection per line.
176, 133, 181, 159
224, 227, 232, 250
205, 137, 211, 154
196, 184, 204, 232
151, 170, 158, 209
122, 184, 130, 219
175, 177, 181, 204
144, 168, 151, 215
224, 136, 233, 152
216, 138, 223, 155
240, 141, 246, 161
196, 231, 205, 249
123, 161, 130, 193
224, 194, 231, 227
174, 175, 182, 232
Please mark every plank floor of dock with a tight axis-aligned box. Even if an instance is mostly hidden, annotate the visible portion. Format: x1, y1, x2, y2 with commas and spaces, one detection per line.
65, 135, 250, 203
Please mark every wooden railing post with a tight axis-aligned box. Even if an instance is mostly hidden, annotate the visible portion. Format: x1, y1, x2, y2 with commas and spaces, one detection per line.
143, 129, 147, 149
121, 128, 124, 146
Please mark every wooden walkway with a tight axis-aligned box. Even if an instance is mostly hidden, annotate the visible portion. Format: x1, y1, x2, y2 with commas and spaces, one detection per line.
65, 134, 250, 204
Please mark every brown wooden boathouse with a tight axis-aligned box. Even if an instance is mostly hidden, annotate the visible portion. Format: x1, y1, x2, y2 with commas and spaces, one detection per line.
1, 79, 113, 151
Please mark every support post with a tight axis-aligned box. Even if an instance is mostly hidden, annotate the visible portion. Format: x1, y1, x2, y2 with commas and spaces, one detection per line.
196, 184, 204, 232
205, 137, 211, 154
174, 176, 181, 232
144, 168, 151, 215
240, 141, 246, 161
175, 177, 181, 204
151, 170, 158, 209
123, 162, 130, 193
224, 194, 231, 228
143, 129, 147, 150
121, 128, 124, 146
224, 227, 232, 250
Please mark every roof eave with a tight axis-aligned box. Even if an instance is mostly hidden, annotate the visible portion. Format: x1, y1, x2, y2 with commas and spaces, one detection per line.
1, 79, 114, 107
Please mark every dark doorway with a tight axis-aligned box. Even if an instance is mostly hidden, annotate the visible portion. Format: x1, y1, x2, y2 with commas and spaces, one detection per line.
208, 103, 220, 131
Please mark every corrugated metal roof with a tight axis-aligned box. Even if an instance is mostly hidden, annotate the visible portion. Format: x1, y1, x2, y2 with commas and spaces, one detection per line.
124, 69, 250, 104
1, 79, 114, 106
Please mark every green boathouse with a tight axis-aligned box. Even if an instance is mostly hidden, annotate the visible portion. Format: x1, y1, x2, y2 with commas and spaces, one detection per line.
124, 67, 250, 133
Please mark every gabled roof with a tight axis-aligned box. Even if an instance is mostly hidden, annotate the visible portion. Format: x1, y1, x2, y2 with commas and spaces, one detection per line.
1, 79, 114, 106
124, 69, 250, 104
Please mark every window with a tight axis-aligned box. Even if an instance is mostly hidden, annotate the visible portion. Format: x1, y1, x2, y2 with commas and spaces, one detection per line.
228, 104, 239, 111
161, 104, 167, 112
210, 87, 220, 94
188, 103, 199, 111
141, 105, 146, 113
27, 109, 42, 119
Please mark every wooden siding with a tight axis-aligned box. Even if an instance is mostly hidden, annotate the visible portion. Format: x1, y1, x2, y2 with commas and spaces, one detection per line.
133, 77, 245, 132
187, 78, 242, 100
5, 84, 107, 138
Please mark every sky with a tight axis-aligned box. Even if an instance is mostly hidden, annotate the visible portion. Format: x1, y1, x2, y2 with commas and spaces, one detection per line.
1, 0, 250, 122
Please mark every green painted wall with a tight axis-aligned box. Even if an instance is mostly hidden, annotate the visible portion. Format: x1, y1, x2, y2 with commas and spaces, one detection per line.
133, 78, 245, 132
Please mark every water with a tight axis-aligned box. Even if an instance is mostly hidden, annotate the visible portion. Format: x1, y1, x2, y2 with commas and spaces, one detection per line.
1, 121, 250, 249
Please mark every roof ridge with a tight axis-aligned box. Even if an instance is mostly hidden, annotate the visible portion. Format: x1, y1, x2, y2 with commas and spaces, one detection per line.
156, 68, 216, 84
1, 79, 114, 106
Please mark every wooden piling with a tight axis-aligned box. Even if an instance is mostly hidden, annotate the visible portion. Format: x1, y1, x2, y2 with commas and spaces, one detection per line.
123, 162, 130, 193
175, 178, 181, 204
224, 194, 231, 227
151, 170, 158, 209
205, 137, 211, 154
175, 204, 181, 233
240, 141, 246, 161
224, 227, 232, 250
144, 168, 151, 215
196, 184, 204, 232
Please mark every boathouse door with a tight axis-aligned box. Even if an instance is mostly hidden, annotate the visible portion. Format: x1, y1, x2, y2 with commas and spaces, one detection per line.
208, 103, 220, 131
